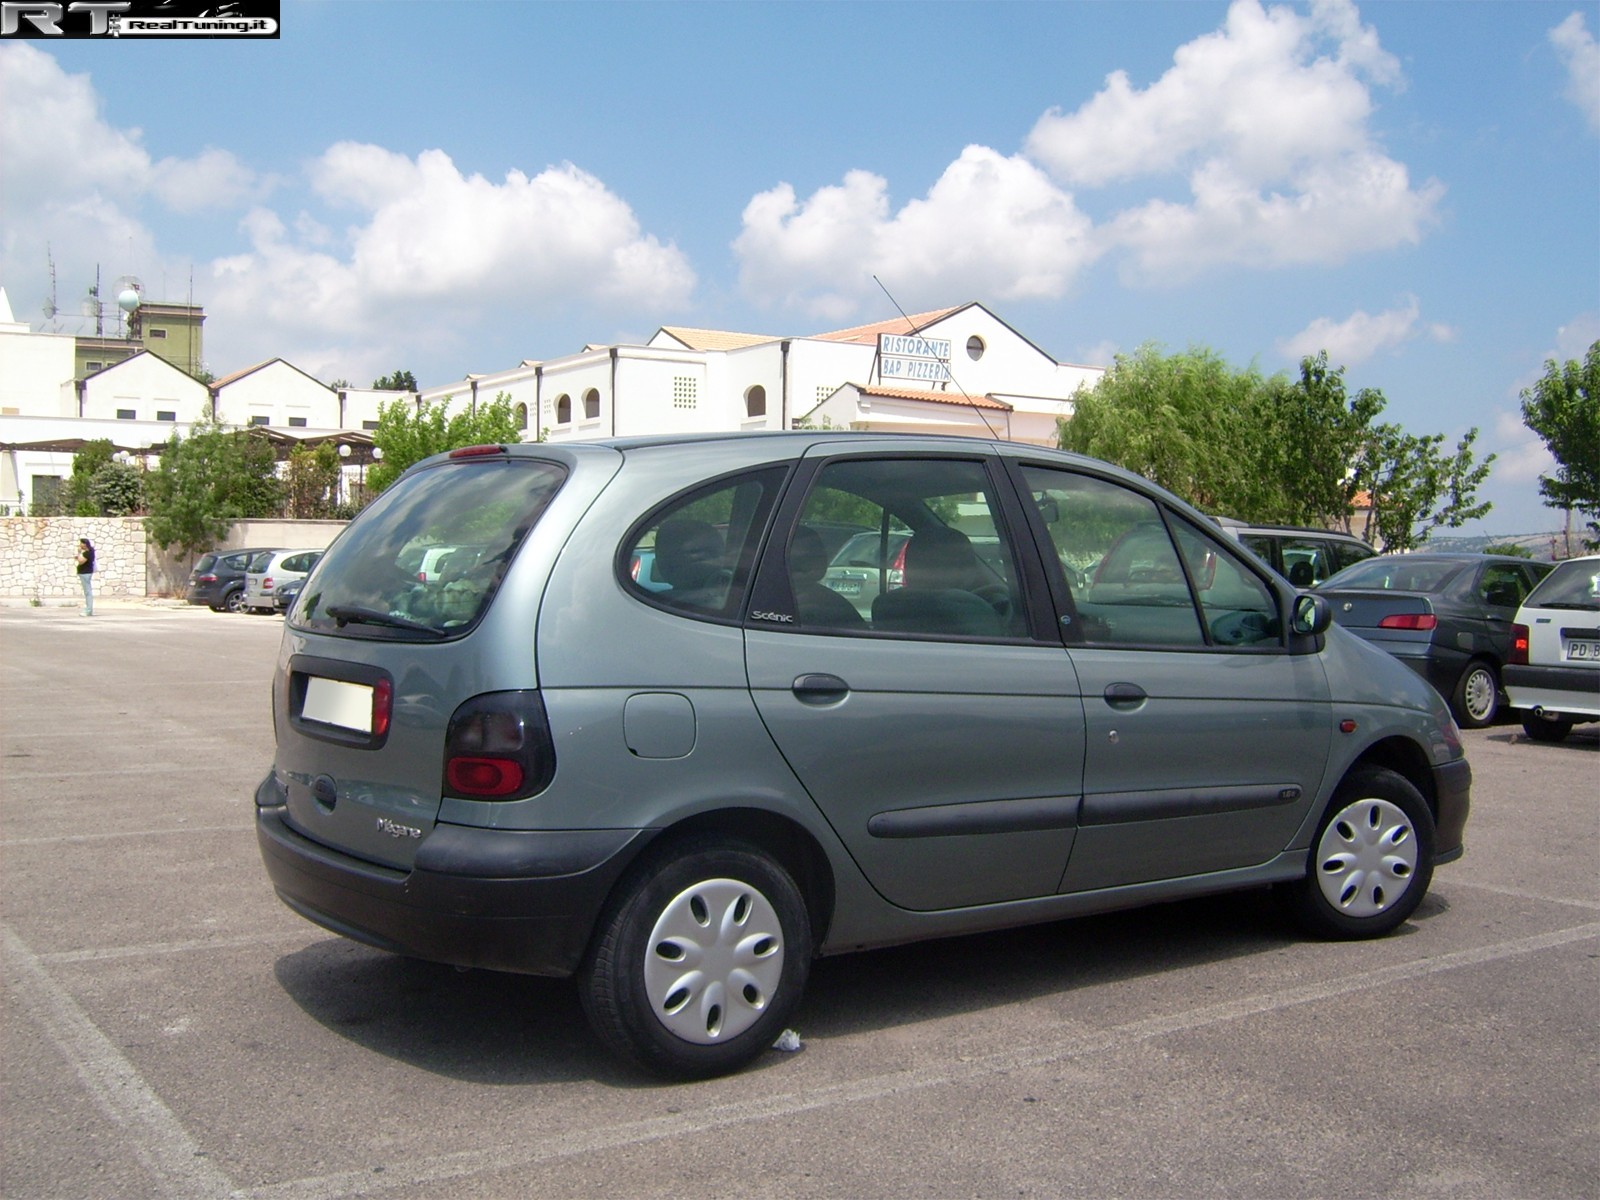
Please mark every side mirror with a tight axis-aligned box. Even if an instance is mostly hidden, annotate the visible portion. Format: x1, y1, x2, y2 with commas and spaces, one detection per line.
1292, 593, 1333, 636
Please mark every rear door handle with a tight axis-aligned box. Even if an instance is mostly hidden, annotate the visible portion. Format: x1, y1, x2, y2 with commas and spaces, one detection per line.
792, 673, 850, 705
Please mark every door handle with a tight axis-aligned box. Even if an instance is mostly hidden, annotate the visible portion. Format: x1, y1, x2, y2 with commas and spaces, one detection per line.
1103, 682, 1147, 710
792, 673, 850, 705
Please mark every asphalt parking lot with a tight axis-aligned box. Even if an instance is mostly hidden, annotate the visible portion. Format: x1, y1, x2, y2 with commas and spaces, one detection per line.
3, 599, 1596, 1200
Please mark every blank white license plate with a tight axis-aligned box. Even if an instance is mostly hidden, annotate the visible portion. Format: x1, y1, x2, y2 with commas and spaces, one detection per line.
302, 677, 373, 732
1567, 640, 1598, 661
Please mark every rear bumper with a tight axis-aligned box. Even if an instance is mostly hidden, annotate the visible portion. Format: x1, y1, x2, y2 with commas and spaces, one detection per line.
1503, 663, 1600, 719
255, 775, 651, 977
1431, 756, 1472, 866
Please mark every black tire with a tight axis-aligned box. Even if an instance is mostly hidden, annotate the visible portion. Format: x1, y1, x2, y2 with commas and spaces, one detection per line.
579, 838, 812, 1080
221, 587, 246, 614
1282, 766, 1435, 939
1521, 713, 1574, 743
1451, 659, 1500, 728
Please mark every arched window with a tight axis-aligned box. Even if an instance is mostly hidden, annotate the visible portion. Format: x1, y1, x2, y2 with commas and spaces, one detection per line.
555, 394, 572, 424
515, 402, 529, 431
583, 388, 600, 420
745, 385, 767, 418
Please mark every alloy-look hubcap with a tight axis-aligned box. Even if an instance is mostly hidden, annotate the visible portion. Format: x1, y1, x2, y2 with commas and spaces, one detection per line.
1314, 797, 1419, 918
644, 878, 784, 1044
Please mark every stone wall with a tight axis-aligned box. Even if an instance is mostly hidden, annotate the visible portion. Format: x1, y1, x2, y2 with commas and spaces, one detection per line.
0, 517, 347, 599
0, 517, 149, 600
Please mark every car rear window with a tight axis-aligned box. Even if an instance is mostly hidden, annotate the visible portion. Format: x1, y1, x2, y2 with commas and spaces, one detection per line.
1523, 557, 1600, 609
292, 457, 566, 638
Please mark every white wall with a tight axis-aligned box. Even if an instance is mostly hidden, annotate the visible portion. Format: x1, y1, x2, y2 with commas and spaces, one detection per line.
80, 353, 211, 424
214, 361, 338, 428
0, 325, 76, 417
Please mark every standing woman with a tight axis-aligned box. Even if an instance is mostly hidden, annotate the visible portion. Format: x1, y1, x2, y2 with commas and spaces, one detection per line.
76, 537, 95, 616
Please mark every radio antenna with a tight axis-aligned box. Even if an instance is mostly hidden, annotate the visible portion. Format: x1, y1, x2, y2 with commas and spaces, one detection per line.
871, 276, 1002, 440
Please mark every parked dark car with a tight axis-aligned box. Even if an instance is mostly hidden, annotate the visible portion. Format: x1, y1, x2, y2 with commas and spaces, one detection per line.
258, 432, 1470, 1080
1213, 518, 1376, 587
185, 548, 281, 613
1317, 552, 1552, 727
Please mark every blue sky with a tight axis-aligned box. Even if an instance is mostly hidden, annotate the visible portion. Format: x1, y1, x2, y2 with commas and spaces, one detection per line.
3, 0, 1596, 536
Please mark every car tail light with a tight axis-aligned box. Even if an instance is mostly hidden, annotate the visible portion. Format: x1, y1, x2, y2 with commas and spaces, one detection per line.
263, 577, 275, 590
1509, 623, 1530, 665
1378, 613, 1437, 631
371, 678, 393, 739
196, 573, 218, 584
630, 555, 642, 581
888, 540, 908, 590
443, 691, 555, 801
448, 444, 505, 460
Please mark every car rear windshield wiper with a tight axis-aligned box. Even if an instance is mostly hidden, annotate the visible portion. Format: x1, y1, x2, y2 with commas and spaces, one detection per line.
324, 605, 447, 637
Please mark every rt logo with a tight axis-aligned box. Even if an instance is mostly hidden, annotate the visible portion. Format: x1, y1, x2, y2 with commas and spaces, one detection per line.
2, 3, 130, 34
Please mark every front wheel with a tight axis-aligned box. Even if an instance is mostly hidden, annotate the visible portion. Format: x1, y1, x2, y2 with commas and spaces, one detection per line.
1282, 767, 1435, 939
1452, 660, 1500, 728
579, 838, 812, 1080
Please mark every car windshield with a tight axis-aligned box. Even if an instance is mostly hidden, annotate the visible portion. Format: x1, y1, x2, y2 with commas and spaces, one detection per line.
1523, 557, 1600, 610
292, 457, 566, 638
1322, 558, 1461, 592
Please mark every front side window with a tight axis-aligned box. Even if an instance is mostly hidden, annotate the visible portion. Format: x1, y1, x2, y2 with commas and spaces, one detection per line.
293, 457, 566, 638
1021, 467, 1278, 648
783, 457, 1024, 639
622, 469, 786, 620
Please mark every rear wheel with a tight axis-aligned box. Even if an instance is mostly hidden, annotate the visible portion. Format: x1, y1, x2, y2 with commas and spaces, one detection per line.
580, 838, 811, 1080
1283, 766, 1435, 939
1451, 659, 1500, 728
221, 587, 246, 614
1521, 713, 1574, 743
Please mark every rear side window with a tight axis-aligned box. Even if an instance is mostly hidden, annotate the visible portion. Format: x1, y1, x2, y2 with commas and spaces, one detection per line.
293, 458, 566, 638
622, 468, 786, 619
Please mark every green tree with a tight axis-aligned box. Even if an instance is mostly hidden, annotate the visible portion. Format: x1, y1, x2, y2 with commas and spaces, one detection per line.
372, 369, 418, 392
65, 439, 144, 516
143, 418, 284, 559
1058, 343, 1269, 515
1520, 341, 1600, 551
285, 442, 342, 519
1059, 344, 1494, 547
367, 392, 523, 494
1354, 425, 1494, 552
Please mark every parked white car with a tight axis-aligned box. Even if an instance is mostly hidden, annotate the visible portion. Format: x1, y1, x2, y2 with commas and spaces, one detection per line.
243, 549, 324, 615
1504, 554, 1600, 742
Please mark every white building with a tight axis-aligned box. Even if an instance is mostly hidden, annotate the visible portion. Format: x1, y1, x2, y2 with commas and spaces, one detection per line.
1, 290, 1103, 512
418, 302, 1104, 446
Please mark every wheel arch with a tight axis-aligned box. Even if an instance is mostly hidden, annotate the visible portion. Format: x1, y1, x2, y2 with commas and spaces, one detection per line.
612, 806, 837, 954
1346, 735, 1439, 819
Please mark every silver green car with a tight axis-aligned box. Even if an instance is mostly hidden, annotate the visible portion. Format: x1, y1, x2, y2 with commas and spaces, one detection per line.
256, 432, 1471, 1079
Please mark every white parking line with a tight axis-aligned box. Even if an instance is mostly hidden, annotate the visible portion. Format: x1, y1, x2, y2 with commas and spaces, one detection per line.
239, 921, 1600, 1200
3, 923, 239, 1199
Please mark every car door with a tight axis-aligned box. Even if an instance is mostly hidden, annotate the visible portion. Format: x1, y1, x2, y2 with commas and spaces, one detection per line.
1014, 464, 1333, 893
743, 448, 1086, 912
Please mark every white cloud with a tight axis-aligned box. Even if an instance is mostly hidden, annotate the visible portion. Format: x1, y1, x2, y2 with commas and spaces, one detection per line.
1025, 0, 1440, 281
205, 144, 696, 376
1491, 407, 1555, 486
1277, 295, 1454, 365
734, 147, 1099, 320
1550, 12, 1600, 133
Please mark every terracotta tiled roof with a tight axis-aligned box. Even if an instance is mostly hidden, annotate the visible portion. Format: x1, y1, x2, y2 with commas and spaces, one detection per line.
657, 326, 779, 351
209, 359, 276, 388
855, 384, 1012, 411
810, 307, 965, 345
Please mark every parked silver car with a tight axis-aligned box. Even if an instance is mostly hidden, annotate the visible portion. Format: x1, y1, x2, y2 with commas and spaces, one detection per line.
243, 549, 324, 615
1505, 554, 1600, 742
256, 433, 1471, 1079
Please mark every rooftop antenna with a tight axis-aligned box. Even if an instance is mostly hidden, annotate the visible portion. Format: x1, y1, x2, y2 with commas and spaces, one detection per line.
872, 276, 1001, 440
42, 247, 59, 329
